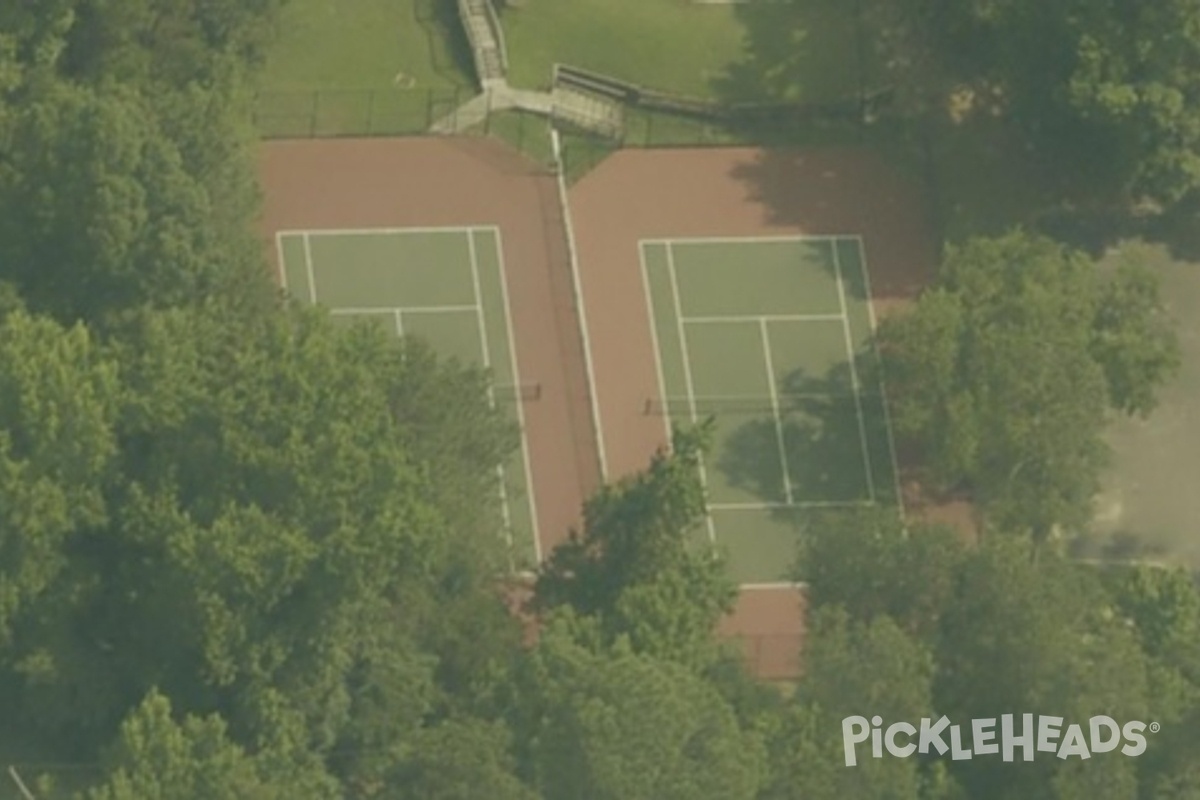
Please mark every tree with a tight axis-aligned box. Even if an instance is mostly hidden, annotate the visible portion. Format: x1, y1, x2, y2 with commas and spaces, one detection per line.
935, 538, 1151, 800
881, 0, 1200, 207
0, 310, 119, 642
0, 79, 273, 328
1090, 244, 1181, 417
762, 607, 954, 800
533, 425, 737, 668
0, 305, 525, 769
879, 230, 1177, 539
797, 507, 967, 641
376, 717, 537, 800
84, 690, 339, 800
515, 617, 765, 800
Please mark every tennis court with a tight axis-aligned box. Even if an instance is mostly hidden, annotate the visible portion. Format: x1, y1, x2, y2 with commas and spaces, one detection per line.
640, 235, 902, 583
275, 225, 540, 569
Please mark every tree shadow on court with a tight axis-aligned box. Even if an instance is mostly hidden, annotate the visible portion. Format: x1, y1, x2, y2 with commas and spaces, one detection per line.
713, 360, 877, 515
1067, 527, 1174, 566
727, 145, 939, 307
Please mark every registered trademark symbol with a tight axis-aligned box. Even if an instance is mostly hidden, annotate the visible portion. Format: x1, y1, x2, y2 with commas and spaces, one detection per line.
1149, 722, 1160, 733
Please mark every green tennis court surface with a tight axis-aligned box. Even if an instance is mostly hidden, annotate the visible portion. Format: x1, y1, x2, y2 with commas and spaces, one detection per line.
276, 226, 540, 569
640, 236, 902, 583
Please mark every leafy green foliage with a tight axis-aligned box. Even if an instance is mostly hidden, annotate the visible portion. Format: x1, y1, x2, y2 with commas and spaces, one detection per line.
84, 690, 340, 800
1090, 246, 1182, 417
762, 607, 944, 800
0, 311, 119, 642
534, 425, 737, 668
797, 506, 966, 639
877, 0, 1200, 206
879, 230, 1178, 537
516, 619, 765, 800
1, 0, 1197, 796
795, 509, 1197, 800
0, 78, 272, 328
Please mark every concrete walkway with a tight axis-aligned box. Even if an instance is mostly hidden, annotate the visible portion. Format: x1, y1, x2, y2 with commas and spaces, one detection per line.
430, 80, 622, 138
444, 0, 623, 138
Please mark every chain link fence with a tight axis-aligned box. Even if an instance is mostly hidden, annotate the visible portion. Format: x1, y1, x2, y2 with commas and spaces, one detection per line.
253, 88, 468, 139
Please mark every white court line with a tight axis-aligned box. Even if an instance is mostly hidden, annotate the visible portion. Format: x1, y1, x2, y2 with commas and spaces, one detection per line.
640, 234, 865, 246
393, 309, 404, 336
852, 236, 906, 520
492, 229, 543, 564
666, 243, 717, 544
832, 242, 876, 504
639, 243, 674, 447
328, 305, 478, 315
759, 319, 795, 505
274, 232, 289, 292
278, 225, 482, 238
302, 233, 317, 304
682, 314, 844, 324
710, 500, 873, 510
467, 232, 515, 556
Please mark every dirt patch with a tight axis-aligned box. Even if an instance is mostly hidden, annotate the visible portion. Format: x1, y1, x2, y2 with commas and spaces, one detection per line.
1084, 242, 1200, 569
258, 136, 600, 558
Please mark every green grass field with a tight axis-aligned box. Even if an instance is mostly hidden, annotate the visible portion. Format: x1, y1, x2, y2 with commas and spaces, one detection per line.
260, 0, 473, 92
499, 0, 871, 102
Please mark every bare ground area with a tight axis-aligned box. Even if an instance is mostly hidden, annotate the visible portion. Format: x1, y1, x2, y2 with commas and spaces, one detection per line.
1084, 242, 1200, 570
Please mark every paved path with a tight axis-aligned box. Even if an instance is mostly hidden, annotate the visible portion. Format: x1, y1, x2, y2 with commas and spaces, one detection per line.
430, 80, 622, 137
445, 0, 622, 137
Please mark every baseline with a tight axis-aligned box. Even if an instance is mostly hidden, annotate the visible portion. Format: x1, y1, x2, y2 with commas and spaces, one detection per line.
682, 313, 844, 324
278, 225, 484, 238
328, 305, 479, 315
641, 234, 869, 246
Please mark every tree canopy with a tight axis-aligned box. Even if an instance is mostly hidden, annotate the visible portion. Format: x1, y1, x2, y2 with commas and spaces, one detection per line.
879, 229, 1179, 539
0, 0, 1195, 796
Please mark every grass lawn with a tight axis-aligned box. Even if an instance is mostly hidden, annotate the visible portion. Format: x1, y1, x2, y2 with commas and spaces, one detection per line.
260, 0, 474, 92
499, 0, 873, 102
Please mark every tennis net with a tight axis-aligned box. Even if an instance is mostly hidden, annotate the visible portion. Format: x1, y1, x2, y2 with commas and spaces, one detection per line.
643, 391, 869, 415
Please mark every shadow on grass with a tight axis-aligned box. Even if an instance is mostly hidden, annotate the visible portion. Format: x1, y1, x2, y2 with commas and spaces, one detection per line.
709, 0, 871, 107
414, 0, 478, 90
704, 0, 1153, 258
